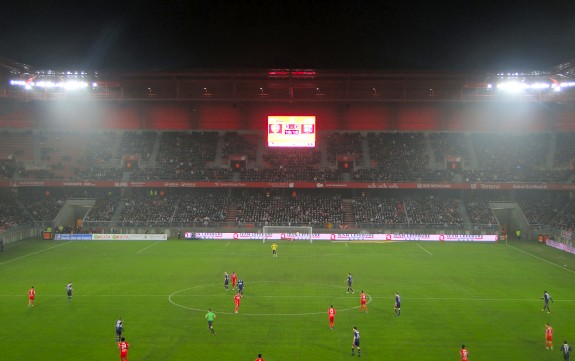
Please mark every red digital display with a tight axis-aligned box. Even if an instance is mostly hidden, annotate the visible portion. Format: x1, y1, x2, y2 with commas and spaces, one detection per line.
267, 116, 316, 147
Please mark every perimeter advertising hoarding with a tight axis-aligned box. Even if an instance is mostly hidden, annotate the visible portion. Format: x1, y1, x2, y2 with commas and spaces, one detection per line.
192, 233, 498, 241
54, 234, 168, 240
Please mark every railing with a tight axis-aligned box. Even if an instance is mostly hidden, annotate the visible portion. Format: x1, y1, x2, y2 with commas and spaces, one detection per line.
0, 223, 42, 244
76, 221, 496, 235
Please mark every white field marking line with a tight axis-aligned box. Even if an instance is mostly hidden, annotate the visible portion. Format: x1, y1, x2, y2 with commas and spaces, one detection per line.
136, 241, 161, 254
1, 294, 574, 303
225, 242, 230, 247
417, 243, 433, 255
168, 283, 373, 316
0, 241, 72, 266
506, 244, 575, 274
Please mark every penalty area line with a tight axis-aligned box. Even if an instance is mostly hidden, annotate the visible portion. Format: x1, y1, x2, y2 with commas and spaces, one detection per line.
0, 241, 72, 266
417, 243, 433, 256
136, 242, 161, 254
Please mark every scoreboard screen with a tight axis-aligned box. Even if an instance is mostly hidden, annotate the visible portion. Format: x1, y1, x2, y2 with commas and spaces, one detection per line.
267, 115, 316, 147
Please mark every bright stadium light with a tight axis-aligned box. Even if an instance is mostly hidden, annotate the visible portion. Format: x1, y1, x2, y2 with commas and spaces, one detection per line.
496, 81, 529, 92
530, 82, 550, 89
63, 80, 88, 90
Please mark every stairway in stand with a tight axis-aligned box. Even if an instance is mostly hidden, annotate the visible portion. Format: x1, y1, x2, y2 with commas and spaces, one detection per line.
225, 203, 238, 223
342, 199, 355, 226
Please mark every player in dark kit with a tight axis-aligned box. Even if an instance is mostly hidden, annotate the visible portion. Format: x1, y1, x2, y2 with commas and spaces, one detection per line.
394, 291, 401, 316
542, 290, 553, 313
347, 273, 354, 294
115, 319, 124, 342
238, 279, 244, 295
351, 326, 361, 357
66, 282, 73, 303
224, 272, 230, 291
562, 341, 572, 361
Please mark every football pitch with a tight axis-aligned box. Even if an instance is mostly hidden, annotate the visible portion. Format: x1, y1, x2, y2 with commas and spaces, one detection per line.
1, 239, 574, 361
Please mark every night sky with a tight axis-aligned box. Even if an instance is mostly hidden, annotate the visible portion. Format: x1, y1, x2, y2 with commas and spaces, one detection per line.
1, 0, 574, 72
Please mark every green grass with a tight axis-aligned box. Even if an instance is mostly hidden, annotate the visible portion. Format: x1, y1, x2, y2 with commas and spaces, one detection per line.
1, 239, 574, 361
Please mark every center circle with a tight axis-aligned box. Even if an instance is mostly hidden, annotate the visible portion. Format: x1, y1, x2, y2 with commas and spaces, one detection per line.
168, 281, 372, 316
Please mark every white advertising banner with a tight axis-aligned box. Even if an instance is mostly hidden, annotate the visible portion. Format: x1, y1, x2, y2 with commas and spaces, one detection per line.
192, 232, 498, 242
91, 234, 167, 241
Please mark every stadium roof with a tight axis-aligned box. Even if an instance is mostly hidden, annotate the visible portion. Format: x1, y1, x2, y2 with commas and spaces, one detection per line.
1, 55, 575, 104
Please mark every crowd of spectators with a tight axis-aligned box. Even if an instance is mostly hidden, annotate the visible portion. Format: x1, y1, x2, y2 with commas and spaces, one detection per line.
264, 147, 321, 168
352, 168, 455, 182
222, 132, 258, 162
516, 193, 568, 226
461, 169, 571, 182
233, 190, 344, 226
366, 132, 429, 181
130, 167, 232, 181
240, 168, 340, 182
128, 131, 225, 181
118, 190, 178, 224
3, 185, 575, 232
551, 210, 575, 230
83, 132, 119, 164
2, 130, 575, 183
554, 133, 575, 168
466, 198, 498, 225
326, 132, 364, 164
81, 167, 123, 180
5, 129, 575, 233
428, 132, 472, 164
403, 192, 463, 226
19, 188, 70, 222
83, 190, 122, 222
0, 197, 32, 230
0, 160, 22, 179
171, 190, 230, 224
117, 131, 157, 161
157, 131, 218, 168
470, 133, 550, 181
353, 195, 407, 224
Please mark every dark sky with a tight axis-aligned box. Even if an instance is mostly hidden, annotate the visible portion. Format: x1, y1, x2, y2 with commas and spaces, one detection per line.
1, 0, 574, 72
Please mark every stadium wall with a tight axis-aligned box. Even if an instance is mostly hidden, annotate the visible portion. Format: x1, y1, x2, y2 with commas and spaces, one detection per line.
2, 100, 573, 131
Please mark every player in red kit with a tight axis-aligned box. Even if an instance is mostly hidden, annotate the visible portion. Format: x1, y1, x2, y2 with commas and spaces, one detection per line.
328, 305, 336, 329
231, 272, 237, 290
28, 286, 35, 307
460, 344, 469, 361
118, 337, 129, 361
234, 291, 242, 313
255, 353, 264, 361
359, 290, 368, 313
546, 323, 554, 350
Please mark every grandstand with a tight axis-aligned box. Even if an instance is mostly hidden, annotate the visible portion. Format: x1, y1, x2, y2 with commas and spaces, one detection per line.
1, 62, 575, 242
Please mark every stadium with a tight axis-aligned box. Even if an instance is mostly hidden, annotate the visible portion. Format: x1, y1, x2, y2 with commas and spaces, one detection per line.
1, 5, 575, 359
1, 57, 575, 361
